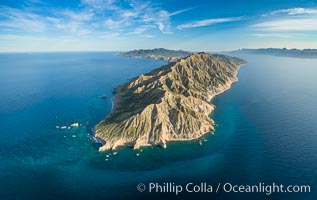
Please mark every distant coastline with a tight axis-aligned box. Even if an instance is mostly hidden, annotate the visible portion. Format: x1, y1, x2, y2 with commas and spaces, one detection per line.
227, 48, 317, 59
118, 48, 191, 62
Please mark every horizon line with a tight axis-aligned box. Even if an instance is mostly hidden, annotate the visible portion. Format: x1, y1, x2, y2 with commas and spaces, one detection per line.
0, 47, 315, 54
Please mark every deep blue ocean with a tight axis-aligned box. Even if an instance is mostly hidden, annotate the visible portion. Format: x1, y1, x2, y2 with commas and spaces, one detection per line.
0, 52, 316, 200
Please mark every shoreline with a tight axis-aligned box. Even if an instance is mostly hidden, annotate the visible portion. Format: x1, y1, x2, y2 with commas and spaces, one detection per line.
94, 54, 246, 151
96, 72, 241, 151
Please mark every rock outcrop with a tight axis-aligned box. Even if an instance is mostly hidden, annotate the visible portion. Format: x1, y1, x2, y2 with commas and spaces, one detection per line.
95, 53, 246, 151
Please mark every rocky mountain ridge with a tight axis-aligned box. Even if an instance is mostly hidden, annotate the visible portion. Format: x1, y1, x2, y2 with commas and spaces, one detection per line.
119, 48, 191, 62
95, 53, 246, 151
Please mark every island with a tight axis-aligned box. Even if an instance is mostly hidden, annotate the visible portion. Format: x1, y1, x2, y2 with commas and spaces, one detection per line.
228, 48, 317, 58
95, 52, 246, 151
118, 48, 191, 62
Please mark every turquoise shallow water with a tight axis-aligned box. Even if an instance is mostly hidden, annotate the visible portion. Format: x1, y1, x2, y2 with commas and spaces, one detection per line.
0, 52, 316, 200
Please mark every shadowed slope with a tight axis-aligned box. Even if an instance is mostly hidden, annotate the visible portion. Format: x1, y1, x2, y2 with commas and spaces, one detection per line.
95, 53, 246, 151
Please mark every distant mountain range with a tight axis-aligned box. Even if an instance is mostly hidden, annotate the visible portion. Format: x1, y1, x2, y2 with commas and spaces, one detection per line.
118, 48, 191, 62
228, 48, 317, 58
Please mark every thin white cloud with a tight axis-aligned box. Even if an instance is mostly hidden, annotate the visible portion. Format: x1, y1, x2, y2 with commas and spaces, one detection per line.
0, 6, 47, 32
156, 22, 172, 34
127, 25, 155, 35
81, 0, 118, 11
82, 0, 191, 34
177, 17, 242, 29
250, 33, 310, 38
104, 18, 131, 30
255, 7, 317, 33
141, 34, 155, 38
253, 19, 317, 31
0, 34, 48, 41
169, 7, 194, 16
0, 6, 95, 35
250, 33, 294, 38
61, 9, 94, 21
119, 10, 139, 18
269, 7, 317, 15
0, 0, 192, 39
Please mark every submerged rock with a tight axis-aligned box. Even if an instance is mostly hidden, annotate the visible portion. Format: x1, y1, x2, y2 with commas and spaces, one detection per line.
70, 123, 79, 127
99, 95, 108, 99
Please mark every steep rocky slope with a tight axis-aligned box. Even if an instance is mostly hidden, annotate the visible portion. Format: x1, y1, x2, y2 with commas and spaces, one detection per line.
95, 53, 246, 151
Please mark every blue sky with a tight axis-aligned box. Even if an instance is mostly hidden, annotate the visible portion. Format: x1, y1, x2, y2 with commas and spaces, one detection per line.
0, 0, 316, 52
